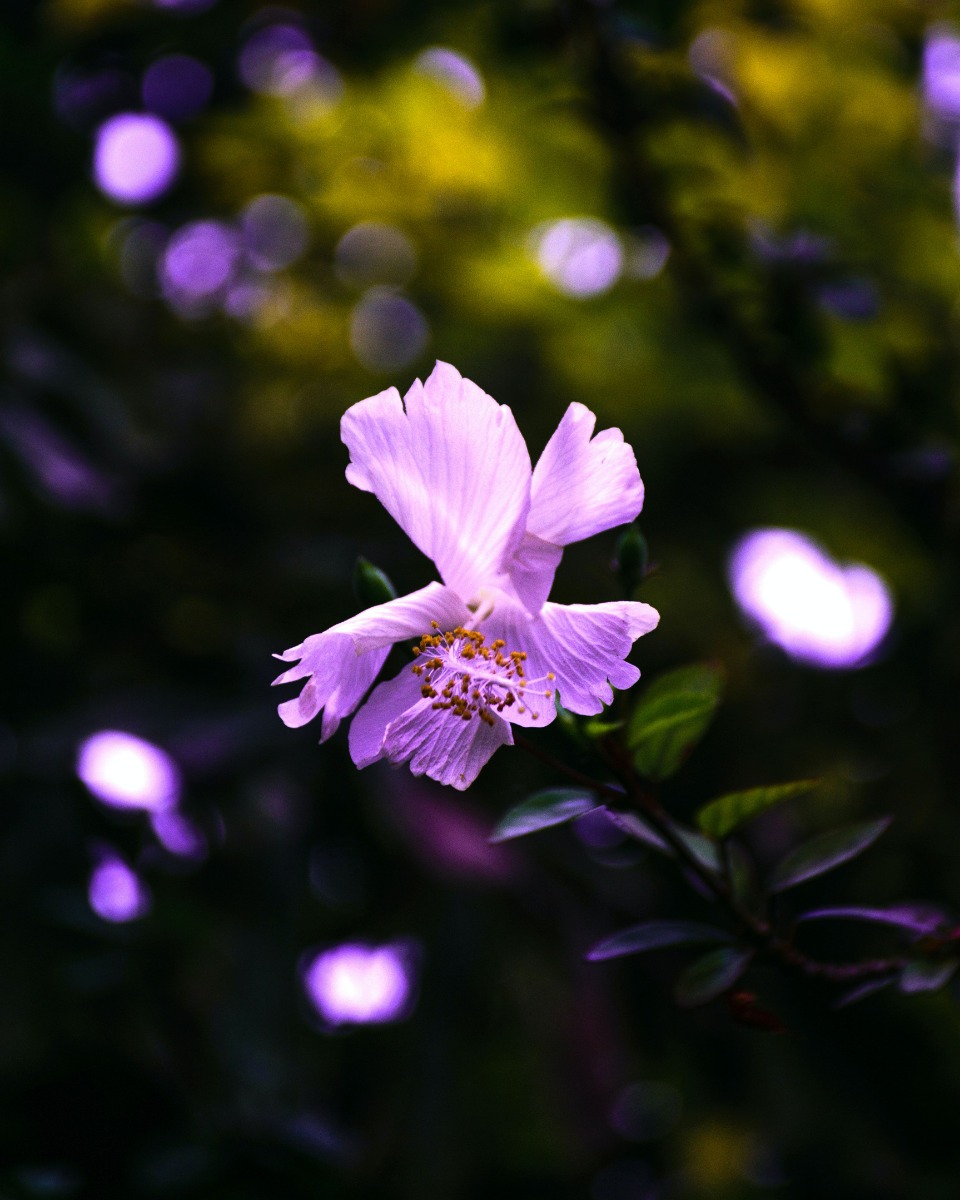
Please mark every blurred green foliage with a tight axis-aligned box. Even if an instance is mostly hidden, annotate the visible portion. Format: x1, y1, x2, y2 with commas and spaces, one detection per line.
5, 0, 960, 1195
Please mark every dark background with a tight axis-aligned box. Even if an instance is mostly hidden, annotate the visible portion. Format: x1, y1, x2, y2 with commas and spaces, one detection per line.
4, 0, 960, 1195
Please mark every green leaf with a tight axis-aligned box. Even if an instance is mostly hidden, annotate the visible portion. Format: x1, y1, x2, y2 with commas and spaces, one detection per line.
696, 779, 820, 840
582, 717, 624, 740
352, 557, 397, 606
675, 826, 722, 873
674, 946, 753, 1008
587, 919, 733, 962
615, 523, 649, 595
726, 840, 761, 914
490, 788, 598, 842
605, 810, 671, 853
626, 663, 724, 781
899, 959, 958, 994
605, 811, 721, 872
766, 817, 892, 894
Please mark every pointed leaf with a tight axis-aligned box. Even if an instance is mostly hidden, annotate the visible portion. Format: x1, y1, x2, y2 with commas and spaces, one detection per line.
767, 817, 892, 895
627, 663, 724, 781
587, 919, 734, 963
900, 959, 958, 994
727, 840, 761, 915
675, 826, 722, 874
490, 788, 598, 842
352, 556, 397, 606
797, 903, 947, 936
696, 780, 820, 840
675, 946, 754, 1008
835, 975, 897, 1009
605, 809, 671, 853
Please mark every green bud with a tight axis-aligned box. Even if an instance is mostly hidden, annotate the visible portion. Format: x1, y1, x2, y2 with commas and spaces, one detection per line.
352, 557, 397, 607
614, 524, 649, 596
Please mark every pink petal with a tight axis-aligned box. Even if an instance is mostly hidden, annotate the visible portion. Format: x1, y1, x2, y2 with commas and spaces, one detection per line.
274, 583, 469, 740
527, 403, 645, 546
348, 667, 423, 767
383, 698, 514, 791
489, 599, 659, 716
502, 531, 564, 615
341, 362, 532, 601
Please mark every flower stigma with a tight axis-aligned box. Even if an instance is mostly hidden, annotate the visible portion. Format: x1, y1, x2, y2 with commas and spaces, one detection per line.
412, 623, 555, 726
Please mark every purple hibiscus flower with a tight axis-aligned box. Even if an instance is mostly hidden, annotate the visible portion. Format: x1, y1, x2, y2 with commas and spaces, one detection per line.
274, 361, 659, 789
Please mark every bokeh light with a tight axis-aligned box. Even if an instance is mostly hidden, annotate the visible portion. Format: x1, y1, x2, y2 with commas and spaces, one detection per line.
414, 47, 485, 108
335, 222, 417, 288
238, 24, 339, 99
350, 289, 428, 371
142, 54, 214, 122
625, 226, 670, 280
160, 220, 240, 313
93, 113, 180, 206
728, 529, 894, 668
150, 811, 208, 861
923, 27, 960, 120
534, 218, 623, 298
302, 943, 415, 1026
240, 194, 309, 271
151, 0, 217, 11
88, 854, 151, 923
76, 730, 181, 812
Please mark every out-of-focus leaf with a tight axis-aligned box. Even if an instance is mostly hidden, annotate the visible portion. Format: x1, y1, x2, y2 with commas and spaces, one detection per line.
727, 840, 761, 914
607, 810, 722, 872
766, 817, 892, 894
582, 717, 624, 739
674, 946, 754, 1008
835, 975, 897, 1009
615, 523, 649, 595
696, 779, 820, 840
626, 663, 724, 780
899, 959, 958, 994
675, 826, 723, 873
490, 788, 598, 842
606, 809, 670, 853
586, 919, 734, 962
797, 903, 947, 936
352, 557, 397, 606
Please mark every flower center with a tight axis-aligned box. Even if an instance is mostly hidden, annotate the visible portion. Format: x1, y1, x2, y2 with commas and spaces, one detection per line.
411, 623, 555, 726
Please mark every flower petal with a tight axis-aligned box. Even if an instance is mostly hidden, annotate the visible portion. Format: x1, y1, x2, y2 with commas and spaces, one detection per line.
348, 667, 425, 767
341, 362, 532, 600
503, 531, 564, 616
527, 403, 645, 546
383, 699, 514, 791
348, 668, 514, 789
274, 583, 469, 740
489, 599, 660, 716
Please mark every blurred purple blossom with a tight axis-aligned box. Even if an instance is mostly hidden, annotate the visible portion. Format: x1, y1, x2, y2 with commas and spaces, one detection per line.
303, 943, 416, 1026
923, 28, 960, 121
93, 113, 180, 205
238, 24, 340, 100
88, 853, 151, 923
77, 729, 181, 812
534, 218, 623, 298
728, 528, 893, 669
